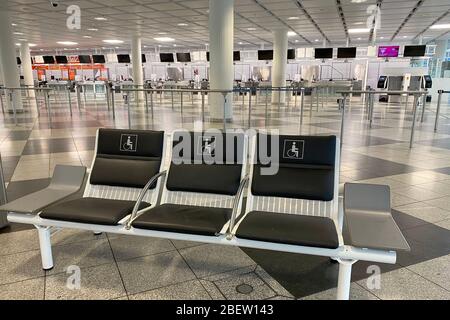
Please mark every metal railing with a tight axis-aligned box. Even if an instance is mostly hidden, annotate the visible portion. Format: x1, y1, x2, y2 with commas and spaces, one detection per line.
435, 90, 449, 132
0, 86, 54, 127
120, 87, 239, 130
338, 90, 428, 148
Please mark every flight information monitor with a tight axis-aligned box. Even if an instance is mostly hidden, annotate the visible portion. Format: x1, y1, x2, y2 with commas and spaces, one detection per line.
141, 54, 146, 63
92, 55, 106, 63
377, 46, 399, 58
160, 53, 174, 62
176, 53, 191, 62
337, 47, 357, 58
55, 55, 68, 64
258, 50, 273, 60
16, 57, 21, 65
43, 56, 55, 64
233, 51, 240, 61
78, 55, 92, 63
287, 49, 295, 60
314, 48, 333, 59
117, 54, 131, 63
403, 45, 426, 57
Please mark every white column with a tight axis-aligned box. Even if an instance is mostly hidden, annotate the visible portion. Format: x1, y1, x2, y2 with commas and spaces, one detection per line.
271, 29, 288, 104
209, 0, 234, 121
19, 42, 35, 98
0, 10, 23, 111
131, 34, 144, 101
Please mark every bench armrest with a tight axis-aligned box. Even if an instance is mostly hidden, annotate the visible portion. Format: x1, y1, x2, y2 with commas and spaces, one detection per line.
228, 175, 249, 237
125, 170, 167, 229
343, 183, 410, 251
0, 165, 86, 214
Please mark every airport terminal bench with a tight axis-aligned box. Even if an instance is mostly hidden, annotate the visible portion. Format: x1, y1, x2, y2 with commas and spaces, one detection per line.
1, 128, 410, 300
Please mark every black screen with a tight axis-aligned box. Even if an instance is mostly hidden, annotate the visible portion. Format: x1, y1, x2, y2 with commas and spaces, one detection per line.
315, 48, 333, 59
337, 47, 356, 58
55, 55, 68, 64
16, 57, 21, 65
206, 52, 210, 61
160, 53, 174, 62
92, 55, 105, 63
287, 49, 295, 60
403, 45, 426, 57
141, 54, 146, 63
176, 53, 191, 62
78, 55, 91, 63
117, 54, 131, 63
43, 56, 55, 64
233, 51, 240, 61
258, 50, 273, 60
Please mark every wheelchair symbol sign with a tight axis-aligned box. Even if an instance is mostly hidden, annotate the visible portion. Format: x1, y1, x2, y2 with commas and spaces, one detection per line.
197, 136, 216, 156
120, 134, 138, 152
283, 140, 304, 159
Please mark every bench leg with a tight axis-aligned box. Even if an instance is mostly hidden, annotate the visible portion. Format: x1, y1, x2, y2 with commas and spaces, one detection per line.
336, 259, 356, 300
35, 225, 54, 271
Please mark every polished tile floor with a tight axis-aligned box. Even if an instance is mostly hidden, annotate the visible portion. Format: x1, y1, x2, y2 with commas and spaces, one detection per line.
0, 89, 449, 300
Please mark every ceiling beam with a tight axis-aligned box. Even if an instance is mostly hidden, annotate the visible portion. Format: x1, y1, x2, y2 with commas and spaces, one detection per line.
426, 29, 450, 44
390, 0, 425, 41
368, 0, 383, 44
335, 0, 349, 44
292, 0, 330, 44
413, 9, 450, 41
252, 0, 312, 44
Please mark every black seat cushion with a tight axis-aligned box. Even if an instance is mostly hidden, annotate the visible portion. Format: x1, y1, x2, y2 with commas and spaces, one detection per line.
236, 211, 339, 249
132, 204, 231, 236
40, 197, 150, 225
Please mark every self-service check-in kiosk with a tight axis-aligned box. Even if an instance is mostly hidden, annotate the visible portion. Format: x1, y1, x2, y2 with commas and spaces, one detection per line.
377, 74, 432, 103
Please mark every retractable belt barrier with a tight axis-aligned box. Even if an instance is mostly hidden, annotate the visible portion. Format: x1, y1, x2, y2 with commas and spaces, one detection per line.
0, 86, 54, 128
338, 90, 428, 149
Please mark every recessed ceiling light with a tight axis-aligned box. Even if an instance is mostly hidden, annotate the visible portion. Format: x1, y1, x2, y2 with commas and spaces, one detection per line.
348, 28, 370, 33
11, 23, 17, 26
353, 22, 364, 25
88, 28, 98, 31
238, 42, 243, 45
357, 37, 362, 40
154, 37, 175, 42
57, 41, 78, 45
287, 31, 297, 36
173, 44, 177, 47
115, 46, 120, 49
83, 35, 92, 38
94, 17, 107, 21
15, 43, 20, 46
314, 39, 319, 42
288, 17, 299, 20
247, 27, 256, 31
177, 23, 188, 26
351, 0, 367, 3
380, 36, 384, 39
29, 44, 37, 47
295, 40, 299, 43
103, 39, 124, 44
18, 38, 26, 41
14, 32, 23, 35
158, 45, 162, 47
430, 24, 450, 29
157, 32, 167, 35
403, 36, 408, 38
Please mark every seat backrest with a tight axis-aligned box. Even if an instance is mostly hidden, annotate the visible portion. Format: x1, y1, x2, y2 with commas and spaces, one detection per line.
161, 131, 247, 209
247, 133, 339, 219
84, 128, 165, 205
